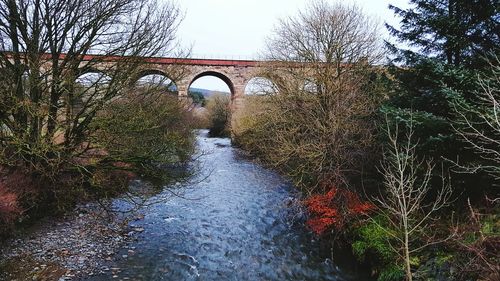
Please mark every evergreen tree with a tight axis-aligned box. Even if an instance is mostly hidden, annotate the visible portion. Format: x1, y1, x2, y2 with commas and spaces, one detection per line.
384, 0, 499, 197
387, 0, 499, 67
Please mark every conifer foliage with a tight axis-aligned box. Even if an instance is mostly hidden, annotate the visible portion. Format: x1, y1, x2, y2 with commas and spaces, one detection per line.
386, 0, 499, 67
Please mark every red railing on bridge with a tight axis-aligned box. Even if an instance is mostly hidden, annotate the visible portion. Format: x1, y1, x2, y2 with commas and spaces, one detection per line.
3, 51, 262, 67
59, 53, 261, 67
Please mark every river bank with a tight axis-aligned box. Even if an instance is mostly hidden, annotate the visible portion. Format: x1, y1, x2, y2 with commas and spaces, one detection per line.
0, 201, 143, 280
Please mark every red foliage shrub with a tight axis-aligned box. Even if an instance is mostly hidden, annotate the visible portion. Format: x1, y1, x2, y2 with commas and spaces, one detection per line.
0, 187, 21, 224
0, 168, 42, 230
305, 186, 373, 235
0, 173, 24, 227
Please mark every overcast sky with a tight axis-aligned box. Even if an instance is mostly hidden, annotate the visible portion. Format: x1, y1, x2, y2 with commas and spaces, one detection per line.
175, 0, 410, 91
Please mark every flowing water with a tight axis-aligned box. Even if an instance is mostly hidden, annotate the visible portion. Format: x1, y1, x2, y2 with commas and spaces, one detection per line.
86, 130, 372, 281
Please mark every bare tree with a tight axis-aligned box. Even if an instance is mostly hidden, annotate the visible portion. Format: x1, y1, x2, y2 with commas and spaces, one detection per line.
0, 0, 184, 178
448, 56, 500, 280
373, 117, 453, 281
233, 0, 384, 192
265, 0, 382, 68
452, 56, 500, 188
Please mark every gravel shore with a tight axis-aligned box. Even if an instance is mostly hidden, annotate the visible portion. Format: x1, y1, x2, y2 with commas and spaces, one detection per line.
0, 203, 143, 281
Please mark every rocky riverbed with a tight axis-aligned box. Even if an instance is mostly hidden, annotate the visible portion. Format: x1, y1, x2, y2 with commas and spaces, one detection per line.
0, 202, 143, 281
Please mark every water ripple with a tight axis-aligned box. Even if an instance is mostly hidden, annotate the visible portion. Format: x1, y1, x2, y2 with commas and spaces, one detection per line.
85, 130, 372, 281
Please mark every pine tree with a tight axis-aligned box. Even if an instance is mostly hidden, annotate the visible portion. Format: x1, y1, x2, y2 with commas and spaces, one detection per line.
387, 0, 499, 67
384, 0, 499, 198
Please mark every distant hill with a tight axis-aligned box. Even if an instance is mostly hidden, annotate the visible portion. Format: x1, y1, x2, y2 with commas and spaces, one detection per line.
189, 87, 230, 98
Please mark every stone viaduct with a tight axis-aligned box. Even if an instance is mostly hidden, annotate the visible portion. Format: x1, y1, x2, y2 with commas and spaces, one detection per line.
78, 55, 268, 111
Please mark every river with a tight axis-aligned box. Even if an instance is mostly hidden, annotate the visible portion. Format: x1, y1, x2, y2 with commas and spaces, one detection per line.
85, 130, 372, 281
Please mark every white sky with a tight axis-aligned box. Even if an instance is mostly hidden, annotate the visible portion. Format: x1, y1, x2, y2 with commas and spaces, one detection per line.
174, 0, 410, 92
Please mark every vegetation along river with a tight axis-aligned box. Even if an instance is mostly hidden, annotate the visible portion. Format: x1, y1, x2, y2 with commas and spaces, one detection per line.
86, 130, 372, 281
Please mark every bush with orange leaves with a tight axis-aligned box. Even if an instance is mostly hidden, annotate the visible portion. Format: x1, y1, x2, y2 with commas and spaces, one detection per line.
0, 187, 20, 225
305, 186, 373, 235
0, 168, 39, 235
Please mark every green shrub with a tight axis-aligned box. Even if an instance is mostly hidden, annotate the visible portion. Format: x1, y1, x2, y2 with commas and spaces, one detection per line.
91, 92, 195, 184
481, 213, 500, 236
435, 251, 454, 267
352, 217, 404, 281
206, 94, 231, 137
189, 91, 206, 107
352, 217, 395, 262
378, 264, 405, 281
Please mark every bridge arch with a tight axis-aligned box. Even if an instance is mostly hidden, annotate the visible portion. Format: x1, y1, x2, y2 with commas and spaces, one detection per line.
131, 69, 177, 91
188, 70, 235, 96
244, 76, 277, 96
132, 69, 173, 81
74, 69, 113, 107
75, 69, 112, 87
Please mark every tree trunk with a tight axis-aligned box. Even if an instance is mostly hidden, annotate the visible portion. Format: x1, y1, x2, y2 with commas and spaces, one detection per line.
404, 230, 412, 281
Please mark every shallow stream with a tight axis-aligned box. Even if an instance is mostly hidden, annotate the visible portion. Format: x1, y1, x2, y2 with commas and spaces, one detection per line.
86, 130, 371, 281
